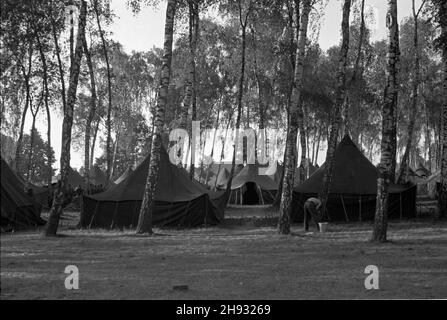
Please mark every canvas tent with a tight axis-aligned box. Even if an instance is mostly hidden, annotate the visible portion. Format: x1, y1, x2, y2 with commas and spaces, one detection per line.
265, 162, 283, 185
1, 158, 45, 229
292, 135, 417, 222
89, 165, 109, 186
14, 170, 52, 208
114, 167, 134, 185
425, 170, 441, 198
415, 164, 430, 178
81, 147, 228, 229
228, 163, 278, 205
208, 167, 230, 189
64, 167, 85, 188
60, 166, 106, 189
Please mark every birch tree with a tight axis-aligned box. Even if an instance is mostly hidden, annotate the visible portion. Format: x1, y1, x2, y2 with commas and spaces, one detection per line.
278, 0, 312, 235
319, 0, 351, 219
45, 0, 87, 236
136, 0, 177, 234
397, 0, 427, 184
372, 0, 400, 242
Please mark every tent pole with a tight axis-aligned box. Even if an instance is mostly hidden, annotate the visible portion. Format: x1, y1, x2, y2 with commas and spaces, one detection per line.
340, 194, 349, 222
400, 193, 403, 220
261, 186, 264, 205
259, 186, 264, 205
131, 200, 138, 228
110, 203, 118, 229
88, 200, 100, 229
228, 190, 233, 206
359, 195, 362, 222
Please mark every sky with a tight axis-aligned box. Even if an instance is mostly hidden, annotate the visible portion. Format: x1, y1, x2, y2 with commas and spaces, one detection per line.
28, 0, 421, 171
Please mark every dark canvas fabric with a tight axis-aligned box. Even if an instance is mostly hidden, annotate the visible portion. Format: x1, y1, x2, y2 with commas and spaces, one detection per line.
89, 166, 109, 186
292, 135, 417, 222
81, 147, 227, 229
292, 185, 417, 222
66, 167, 84, 188
14, 170, 51, 208
1, 158, 45, 229
208, 167, 230, 189
114, 167, 133, 185
228, 163, 278, 205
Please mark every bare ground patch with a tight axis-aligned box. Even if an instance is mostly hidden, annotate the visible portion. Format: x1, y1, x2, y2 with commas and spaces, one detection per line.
1, 207, 446, 299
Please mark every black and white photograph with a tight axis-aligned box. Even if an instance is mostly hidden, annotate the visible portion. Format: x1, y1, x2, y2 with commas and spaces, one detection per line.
0, 0, 446, 302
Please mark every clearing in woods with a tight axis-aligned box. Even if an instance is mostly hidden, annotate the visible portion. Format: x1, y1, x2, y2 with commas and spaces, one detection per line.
1, 206, 446, 299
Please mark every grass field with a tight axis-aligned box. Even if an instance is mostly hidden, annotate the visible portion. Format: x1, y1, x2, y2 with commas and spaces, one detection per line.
1, 206, 446, 299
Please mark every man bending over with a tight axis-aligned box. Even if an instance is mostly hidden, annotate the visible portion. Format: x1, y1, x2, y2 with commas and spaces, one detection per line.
304, 197, 322, 232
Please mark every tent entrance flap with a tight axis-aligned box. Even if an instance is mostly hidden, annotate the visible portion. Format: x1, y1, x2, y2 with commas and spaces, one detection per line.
243, 182, 260, 205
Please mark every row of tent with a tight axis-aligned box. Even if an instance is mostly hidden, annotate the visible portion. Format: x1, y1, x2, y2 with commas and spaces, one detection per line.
80, 135, 416, 229
2, 135, 418, 231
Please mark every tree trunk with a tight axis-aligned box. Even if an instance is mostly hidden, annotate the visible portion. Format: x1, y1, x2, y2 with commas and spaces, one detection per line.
93, 0, 113, 181
342, 0, 365, 137
315, 125, 322, 165
226, 1, 253, 192
69, 15, 74, 76
274, 0, 299, 208
90, 118, 100, 169
372, 0, 400, 242
397, 0, 425, 184
136, 0, 177, 234
311, 127, 317, 165
82, 31, 97, 192
190, 1, 199, 180
45, 0, 87, 237
278, 0, 311, 235
50, 6, 67, 112
111, 132, 120, 180
15, 43, 33, 173
438, 0, 447, 218
180, 1, 197, 130
205, 108, 220, 185
35, 29, 52, 187
215, 115, 232, 189
351, 0, 365, 83
26, 97, 41, 184
319, 0, 351, 218
298, 98, 306, 182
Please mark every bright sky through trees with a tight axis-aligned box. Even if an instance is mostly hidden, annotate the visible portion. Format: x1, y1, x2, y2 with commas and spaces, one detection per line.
29, 0, 421, 171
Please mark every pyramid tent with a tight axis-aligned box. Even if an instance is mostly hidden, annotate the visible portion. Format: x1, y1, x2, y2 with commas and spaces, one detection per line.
415, 164, 430, 178
265, 162, 283, 185
63, 167, 85, 188
209, 162, 244, 176
267, 162, 316, 187
89, 165, 109, 186
199, 162, 244, 187
114, 167, 134, 185
208, 167, 231, 189
308, 162, 318, 177
1, 158, 45, 229
81, 147, 227, 229
14, 170, 52, 208
292, 135, 416, 222
228, 163, 278, 205
425, 170, 441, 198
396, 165, 422, 184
